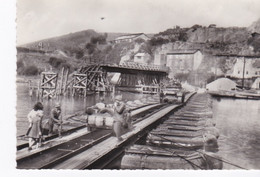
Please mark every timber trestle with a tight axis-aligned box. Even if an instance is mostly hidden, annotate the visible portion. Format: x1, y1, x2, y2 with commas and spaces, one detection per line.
36, 63, 168, 98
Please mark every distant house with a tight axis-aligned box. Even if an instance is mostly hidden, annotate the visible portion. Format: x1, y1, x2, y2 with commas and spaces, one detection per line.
214, 54, 260, 79
134, 53, 151, 64
159, 49, 203, 78
231, 56, 260, 79
114, 33, 150, 43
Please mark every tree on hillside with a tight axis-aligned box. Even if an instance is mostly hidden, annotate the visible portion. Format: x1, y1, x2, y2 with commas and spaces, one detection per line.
90, 34, 107, 45
149, 37, 169, 46
62, 45, 84, 59
248, 35, 260, 53
178, 31, 188, 42
191, 24, 202, 32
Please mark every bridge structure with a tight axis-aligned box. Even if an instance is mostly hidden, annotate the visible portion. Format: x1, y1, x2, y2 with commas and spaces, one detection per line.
74, 62, 169, 95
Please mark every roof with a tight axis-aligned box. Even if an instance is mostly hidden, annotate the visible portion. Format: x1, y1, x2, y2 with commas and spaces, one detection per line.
214, 53, 260, 58
134, 53, 148, 57
167, 49, 200, 55
115, 33, 148, 41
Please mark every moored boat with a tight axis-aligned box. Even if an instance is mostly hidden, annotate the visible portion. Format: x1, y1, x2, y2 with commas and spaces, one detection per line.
121, 144, 223, 169
208, 90, 260, 100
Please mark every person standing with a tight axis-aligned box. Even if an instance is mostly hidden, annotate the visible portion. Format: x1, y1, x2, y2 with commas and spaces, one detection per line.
159, 89, 165, 103
48, 103, 62, 137
123, 108, 132, 130
113, 95, 125, 141
26, 102, 44, 150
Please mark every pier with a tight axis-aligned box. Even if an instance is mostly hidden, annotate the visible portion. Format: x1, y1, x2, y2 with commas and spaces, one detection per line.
16, 92, 208, 169
16, 92, 252, 169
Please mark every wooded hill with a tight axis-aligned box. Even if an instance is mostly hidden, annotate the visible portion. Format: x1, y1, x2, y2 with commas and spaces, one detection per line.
17, 18, 260, 78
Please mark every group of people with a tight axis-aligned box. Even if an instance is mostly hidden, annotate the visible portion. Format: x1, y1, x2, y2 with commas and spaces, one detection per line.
26, 95, 131, 151
26, 102, 62, 151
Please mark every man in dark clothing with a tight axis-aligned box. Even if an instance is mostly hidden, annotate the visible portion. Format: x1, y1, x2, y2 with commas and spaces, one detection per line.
48, 103, 62, 137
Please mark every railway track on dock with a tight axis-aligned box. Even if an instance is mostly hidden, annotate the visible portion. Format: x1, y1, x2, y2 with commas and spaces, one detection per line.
16, 102, 169, 169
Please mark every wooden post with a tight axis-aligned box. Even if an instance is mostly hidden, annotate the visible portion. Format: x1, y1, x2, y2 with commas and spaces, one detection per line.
242, 57, 246, 89
72, 75, 75, 96
37, 81, 40, 98
63, 68, 69, 95
60, 67, 64, 95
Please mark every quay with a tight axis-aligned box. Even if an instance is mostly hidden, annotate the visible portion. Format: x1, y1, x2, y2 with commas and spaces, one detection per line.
17, 92, 223, 169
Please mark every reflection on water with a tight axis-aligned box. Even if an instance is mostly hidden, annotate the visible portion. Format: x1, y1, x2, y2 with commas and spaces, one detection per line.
212, 97, 260, 169
16, 83, 156, 136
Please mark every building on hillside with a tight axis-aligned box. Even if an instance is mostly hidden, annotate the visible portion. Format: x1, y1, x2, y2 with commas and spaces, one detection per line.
133, 53, 151, 64
215, 55, 260, 79
214, 54, 260, 78
113, 33, 150, 43
159, 49, 203, 78
232, 58, 260, 78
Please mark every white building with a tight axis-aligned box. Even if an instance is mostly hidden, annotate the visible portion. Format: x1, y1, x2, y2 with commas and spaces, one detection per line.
154, 49, 203, 78
231, 57, 260, 79
114, 33, 150, 43
133, 53, 151, 64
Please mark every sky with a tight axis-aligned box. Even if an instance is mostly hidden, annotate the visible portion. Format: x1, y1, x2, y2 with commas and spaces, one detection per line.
15, 0, 260, 45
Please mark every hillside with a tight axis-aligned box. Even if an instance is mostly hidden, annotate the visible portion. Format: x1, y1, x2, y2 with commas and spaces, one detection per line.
21, 30, 129, 51
16, 18, 260, 86
21, 29, 99, 51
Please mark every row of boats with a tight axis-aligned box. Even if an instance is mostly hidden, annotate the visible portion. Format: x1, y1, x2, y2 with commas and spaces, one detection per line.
121, 93, 223, 169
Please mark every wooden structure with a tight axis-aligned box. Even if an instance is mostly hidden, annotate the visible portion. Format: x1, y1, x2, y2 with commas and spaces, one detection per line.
72, 73, 88, 97
36, 63, 168, 98
78, 63, 168, 95
40, 72, 58, 98
72, 65, 110, 96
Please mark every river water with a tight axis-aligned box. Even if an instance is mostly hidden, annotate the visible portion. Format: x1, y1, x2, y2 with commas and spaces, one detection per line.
16, 83, 156, 136
16, 82, 260, 169
212, 97, 260, 169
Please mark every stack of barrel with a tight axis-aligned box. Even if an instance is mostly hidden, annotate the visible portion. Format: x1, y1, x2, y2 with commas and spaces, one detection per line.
81, 96, 160, 129
121, 93, 223, 169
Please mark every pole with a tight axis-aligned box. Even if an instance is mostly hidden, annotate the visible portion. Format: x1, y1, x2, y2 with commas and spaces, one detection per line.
60, 67, 64, 95
242, 57, 246, 89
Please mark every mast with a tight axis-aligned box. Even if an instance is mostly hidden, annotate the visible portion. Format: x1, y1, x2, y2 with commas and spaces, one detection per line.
241, 57, 246, 89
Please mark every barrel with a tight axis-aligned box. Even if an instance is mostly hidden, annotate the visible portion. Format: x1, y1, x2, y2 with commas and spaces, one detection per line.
104, 116, 114, 127
95, 115, 104, 127
87, 115, 96, 126
87, 114, 114, 128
